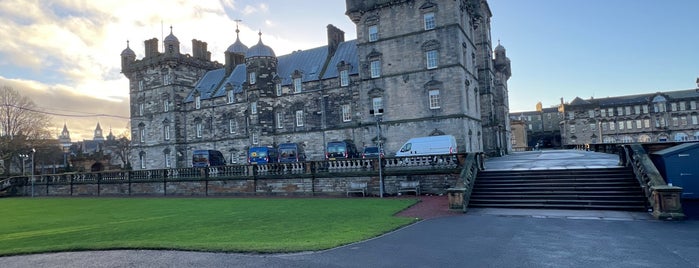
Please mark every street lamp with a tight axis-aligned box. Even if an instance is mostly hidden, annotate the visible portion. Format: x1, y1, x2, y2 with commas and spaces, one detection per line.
19, 154, 28, 176
31, 148, 35, 198
370, 108, 384, 198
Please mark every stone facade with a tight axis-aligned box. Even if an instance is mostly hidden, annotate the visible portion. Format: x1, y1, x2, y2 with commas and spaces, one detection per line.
510, 105, 565, 148
562, 89, 699, 145
121, 0, 510, 169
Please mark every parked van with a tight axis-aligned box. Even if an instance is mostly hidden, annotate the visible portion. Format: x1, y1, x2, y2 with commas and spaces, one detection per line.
278, 143, 306, 162
192, 150, 226, 167
326, 140, 359, 160
248, 146, 278, 164
395, 135, 457, 157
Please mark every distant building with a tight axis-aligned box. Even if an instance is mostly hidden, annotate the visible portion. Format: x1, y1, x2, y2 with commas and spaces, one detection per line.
121, 0, 512, 169
561, 89, 699, 146
509, 102, 564, 149
509, 119, 528, 151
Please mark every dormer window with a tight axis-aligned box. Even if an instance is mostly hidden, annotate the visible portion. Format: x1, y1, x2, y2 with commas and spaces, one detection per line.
195, 95, 201, 109
293, 78, 302, 93
227, 90, 235, 104
340, 70, 349, 87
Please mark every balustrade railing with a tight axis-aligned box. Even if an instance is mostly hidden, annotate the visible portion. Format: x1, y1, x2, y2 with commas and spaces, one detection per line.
0, 153, 470, 197
619, 144, 685, 220
446, 153, 484, 212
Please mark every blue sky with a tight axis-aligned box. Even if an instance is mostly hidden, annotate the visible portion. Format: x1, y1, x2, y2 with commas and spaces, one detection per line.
0, 0, 697, 139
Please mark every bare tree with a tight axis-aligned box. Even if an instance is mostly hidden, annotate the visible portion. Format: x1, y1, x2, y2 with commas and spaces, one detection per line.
0, 86, 53, 176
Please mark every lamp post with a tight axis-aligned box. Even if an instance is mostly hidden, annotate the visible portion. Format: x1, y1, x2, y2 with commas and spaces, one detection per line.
19, 154, 28, 176
31, 148, 35, 198
370, 108, 384, 198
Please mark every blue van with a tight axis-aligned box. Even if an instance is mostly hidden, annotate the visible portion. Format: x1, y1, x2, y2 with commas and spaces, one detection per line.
278, 143, 306, 162
248, 146, 279, 164
192, 150, 226, 167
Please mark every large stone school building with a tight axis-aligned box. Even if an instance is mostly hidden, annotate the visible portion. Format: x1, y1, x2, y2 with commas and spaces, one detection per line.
120, 0, 511, 169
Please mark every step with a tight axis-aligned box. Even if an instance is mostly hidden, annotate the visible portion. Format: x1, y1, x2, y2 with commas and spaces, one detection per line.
467, 203, 647, 211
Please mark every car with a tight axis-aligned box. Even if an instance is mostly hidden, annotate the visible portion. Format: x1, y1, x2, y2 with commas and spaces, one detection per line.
362, 146, 384, 158
325, 140, 359, 160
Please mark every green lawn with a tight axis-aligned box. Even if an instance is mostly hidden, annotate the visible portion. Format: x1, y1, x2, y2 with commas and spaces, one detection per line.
0, 197, 418, 256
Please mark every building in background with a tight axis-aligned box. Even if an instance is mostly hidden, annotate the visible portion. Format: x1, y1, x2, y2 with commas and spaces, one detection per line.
121, 0, 511, 169
561, 89, 699, 146
509, 101, 564, 149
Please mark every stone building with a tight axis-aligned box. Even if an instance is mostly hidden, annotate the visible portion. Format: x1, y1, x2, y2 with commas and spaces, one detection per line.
509, 119, 528, 151
561, 89, 699, 146
509, 103, 565, 148
121, 0, 511, 169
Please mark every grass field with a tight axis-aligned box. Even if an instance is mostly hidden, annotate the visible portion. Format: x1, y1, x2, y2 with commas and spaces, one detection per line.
0, 197, 418, 256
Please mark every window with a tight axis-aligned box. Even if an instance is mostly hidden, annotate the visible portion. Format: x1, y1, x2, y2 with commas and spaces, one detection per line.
680, 101, 686, 111
600, 109, 606, 117
276, 112, 284, 128
370, 60, 381, 78
528, 124, 532, 130
428, 90, 440, 109
230, 153, 236, 164
139, 153, 146, 169
643, 105, 649, 114
295, 110, 304, 126
569, 125, 575, 133
618, 121, 624, 130
165, 153, 171, 168
626, 120, 632, 130
681, 116, 688, 126
691, 101, 697, 110
138, 80, 144, 91
342, 104, 352, 122
372, 97, 383, 115
164, 99, 170, 112
340, 70, 349, 87
424, 12, 435, 30
252, 133, 258, 145
164, 125, 170, 141
139, 103, 144, 116
195, 96, 201, 109
250, 102, 257, 114
625, 106, 631, 115
589, 123, 596, 131
426, 50, 438, 69
607, 108, 613, 116
601, 122, 608, 131
693, 115, 699, 125
227, 90, 235, 103
609, 122, 615, 130
196, 123, 202, 138
163, 74, 171, 85
293, 78, 302, 93
643, 119, 651, 128
617, 107, 623, 116
672, 117, 679, 127
249, 72, 256, 85
568, 111, 575, 120
634, 105, 640, 115
140, 127, 146, 142
368, 25, 378, 42
276, 83, 282, 96
671, 103, 677, 112
229, 119, 236, 134
635, 120, 642, 129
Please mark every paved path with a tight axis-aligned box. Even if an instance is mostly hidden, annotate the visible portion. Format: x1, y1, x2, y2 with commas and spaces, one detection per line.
2, 211, 697, 268
485, 149, 620, 170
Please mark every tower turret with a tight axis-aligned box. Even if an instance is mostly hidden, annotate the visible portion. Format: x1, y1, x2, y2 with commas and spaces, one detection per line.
163, 26, 180, 56
120, 40, 136, 74
225, 21, 249, 75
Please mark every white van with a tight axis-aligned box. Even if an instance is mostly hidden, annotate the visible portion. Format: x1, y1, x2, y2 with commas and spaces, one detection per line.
395, 135, 457, 157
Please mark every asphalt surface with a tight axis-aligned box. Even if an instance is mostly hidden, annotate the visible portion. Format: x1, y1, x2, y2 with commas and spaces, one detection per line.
3, 150, 698, 267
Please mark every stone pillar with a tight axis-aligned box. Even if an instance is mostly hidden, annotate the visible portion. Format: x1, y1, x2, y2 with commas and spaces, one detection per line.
651, 185, 686, 220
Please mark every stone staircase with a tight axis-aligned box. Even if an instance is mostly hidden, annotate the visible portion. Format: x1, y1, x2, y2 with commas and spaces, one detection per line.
469, 167, 647, 211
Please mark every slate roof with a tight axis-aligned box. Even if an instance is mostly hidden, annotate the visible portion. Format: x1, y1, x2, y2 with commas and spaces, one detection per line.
322, 40, 359, 80
187, 39, 360, 102
185, 68, 227, 102
569, 89, 699, 107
